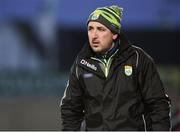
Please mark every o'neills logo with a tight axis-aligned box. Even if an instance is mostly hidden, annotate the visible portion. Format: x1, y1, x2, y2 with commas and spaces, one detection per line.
80, 59, 97, 71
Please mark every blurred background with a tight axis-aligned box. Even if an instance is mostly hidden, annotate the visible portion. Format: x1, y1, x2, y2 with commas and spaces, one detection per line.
0, 0, 179, 130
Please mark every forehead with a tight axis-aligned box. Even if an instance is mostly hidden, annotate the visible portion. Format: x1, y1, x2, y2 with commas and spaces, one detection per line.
88, 21, 107, 28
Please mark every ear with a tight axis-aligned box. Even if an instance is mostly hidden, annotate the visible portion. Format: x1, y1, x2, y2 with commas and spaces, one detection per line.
113, 34, 118, 40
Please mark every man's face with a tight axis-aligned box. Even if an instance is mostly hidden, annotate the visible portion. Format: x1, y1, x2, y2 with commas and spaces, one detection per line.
88, 21, 118, 53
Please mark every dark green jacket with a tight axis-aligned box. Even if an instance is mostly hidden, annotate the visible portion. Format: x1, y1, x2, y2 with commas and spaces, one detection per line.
60, 33, 171, 131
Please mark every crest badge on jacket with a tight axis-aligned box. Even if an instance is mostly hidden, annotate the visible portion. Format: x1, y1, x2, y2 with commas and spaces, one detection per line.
124, 65, 133, 76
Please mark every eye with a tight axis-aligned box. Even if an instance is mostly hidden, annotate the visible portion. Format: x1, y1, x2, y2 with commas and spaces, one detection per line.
88, 26, 93, 31
98, 27, 106, 31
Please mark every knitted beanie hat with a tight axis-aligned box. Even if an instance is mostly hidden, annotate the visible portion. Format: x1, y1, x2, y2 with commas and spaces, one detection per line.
87, 5, 123, 34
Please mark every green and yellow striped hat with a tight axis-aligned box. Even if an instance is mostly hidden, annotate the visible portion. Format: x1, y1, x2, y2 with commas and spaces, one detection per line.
87, 5, 123, 34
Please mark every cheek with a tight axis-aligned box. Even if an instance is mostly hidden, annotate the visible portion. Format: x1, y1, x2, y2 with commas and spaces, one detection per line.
88, 32, 92, 37
88, 34, 92, 42
102, 33, 112, 40
88, 33, 90, 39
102, 35, 112, 44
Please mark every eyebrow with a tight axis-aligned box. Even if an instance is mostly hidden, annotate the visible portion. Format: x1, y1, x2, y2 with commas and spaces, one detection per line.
88, 25, 93, 30
88, 25, 105, 29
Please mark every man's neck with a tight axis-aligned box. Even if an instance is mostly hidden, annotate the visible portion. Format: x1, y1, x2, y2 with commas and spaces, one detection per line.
95, 40, 120, 61
104, 42, 115, 55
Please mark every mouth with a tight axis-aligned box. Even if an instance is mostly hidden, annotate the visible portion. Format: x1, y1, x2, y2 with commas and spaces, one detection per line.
91, 43, 100, 48
92, 41, 100, 45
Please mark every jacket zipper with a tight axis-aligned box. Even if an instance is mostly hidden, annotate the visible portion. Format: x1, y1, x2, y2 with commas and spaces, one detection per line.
91, 50, 118, 78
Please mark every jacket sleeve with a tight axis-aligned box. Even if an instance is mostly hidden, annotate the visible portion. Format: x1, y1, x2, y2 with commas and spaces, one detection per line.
60, 61, 84, 131
138, 53, 171, 131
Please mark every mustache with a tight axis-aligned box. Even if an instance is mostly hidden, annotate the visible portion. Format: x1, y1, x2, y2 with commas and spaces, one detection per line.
92, 38, 99, 43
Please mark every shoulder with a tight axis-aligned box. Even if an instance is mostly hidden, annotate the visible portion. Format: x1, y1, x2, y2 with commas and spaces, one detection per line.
77, 43, 95, 59
130, 45, 156, 72
131, 45, 154, 62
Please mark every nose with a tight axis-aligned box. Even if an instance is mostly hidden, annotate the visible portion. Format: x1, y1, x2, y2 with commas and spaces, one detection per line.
92, 30, 98, 39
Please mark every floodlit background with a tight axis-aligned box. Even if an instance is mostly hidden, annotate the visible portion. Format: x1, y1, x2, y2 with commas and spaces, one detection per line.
0, 0, 179, 130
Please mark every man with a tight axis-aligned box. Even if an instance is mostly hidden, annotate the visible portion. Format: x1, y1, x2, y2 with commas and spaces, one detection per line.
60, 5, 171, 131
